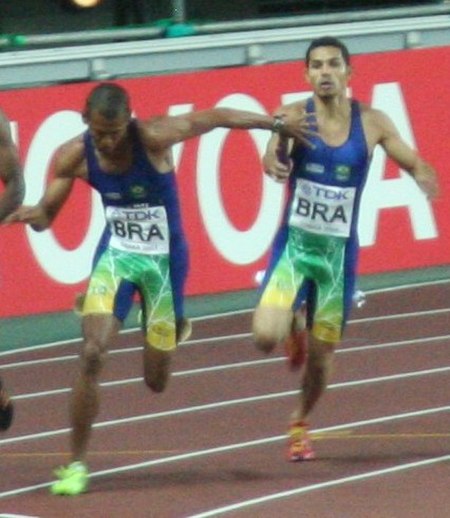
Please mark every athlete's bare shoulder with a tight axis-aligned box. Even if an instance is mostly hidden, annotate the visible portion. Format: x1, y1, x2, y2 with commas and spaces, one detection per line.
53, 134, 88, 179
136, 115, 194, 156
133, 118, 174, 172
359, 102, 399, 151
275, 100, 308, 117
359, 102, 393, 128
134, 118, 155, 144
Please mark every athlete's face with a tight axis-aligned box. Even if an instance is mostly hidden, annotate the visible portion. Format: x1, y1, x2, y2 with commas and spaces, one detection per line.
86, 109, 130, 157
305, 46, 351, 99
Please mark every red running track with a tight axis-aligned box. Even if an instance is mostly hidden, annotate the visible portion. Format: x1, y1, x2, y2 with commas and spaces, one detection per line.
0, 280, 449, 517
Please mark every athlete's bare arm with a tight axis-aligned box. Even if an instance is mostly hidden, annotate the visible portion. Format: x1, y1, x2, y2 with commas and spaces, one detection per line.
0, 110, 24, 221
364, 107, 439, 199
141, 106, 314, 150
6, 137, 86, 230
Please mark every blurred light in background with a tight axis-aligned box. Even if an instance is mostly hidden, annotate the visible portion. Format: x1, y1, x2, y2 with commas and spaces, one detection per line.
67, 0, 103, 8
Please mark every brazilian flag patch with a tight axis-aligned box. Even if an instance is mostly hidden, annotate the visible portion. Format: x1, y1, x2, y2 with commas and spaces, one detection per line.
130, 184, 147, 199
335, 165, 351, 182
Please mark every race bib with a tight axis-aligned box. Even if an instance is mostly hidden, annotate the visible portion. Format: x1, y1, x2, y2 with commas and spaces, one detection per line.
106, 205, 170, 255
289, 179, 356, 237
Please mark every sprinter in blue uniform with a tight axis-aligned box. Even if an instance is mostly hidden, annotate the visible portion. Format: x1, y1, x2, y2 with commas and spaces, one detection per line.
8, 82, 314, 494
254, 37, 439, 461
83, 118, 189, 352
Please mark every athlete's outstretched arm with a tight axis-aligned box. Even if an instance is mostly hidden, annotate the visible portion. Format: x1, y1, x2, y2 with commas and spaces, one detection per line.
23, 176, 75, 231
6, 140, 81, 230
144, 107, 313, 150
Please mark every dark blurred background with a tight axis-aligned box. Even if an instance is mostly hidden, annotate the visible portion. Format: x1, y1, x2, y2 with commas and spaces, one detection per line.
0, 1, 443, 35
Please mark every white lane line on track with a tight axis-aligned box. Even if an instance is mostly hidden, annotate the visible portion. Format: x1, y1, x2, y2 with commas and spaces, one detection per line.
366, 277, 450, 293
351, 306, 450, 323
0, 279, 448, 502
4, 331, 450, 390
2, 322, 450, 370
187, 452, 450, 517
9, 364, 450, 404
0, 332, 254, 362
0, 332, 252, 366
1, 277, 449, 359
1, 305, 448, 361
0, 405, 448, 500
2, 365, 449, 446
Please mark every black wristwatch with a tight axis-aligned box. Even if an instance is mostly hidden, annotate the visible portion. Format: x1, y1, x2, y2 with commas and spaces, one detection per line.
272, 116, 285, 133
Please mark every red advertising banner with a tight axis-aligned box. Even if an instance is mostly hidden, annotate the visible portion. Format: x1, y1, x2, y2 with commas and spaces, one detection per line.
0, 46, 448, 317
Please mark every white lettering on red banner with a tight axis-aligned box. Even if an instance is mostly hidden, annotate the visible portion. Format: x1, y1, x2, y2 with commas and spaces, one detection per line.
358, 82, 438, 246
0, 47, 447, 317
197, 93, 283, 265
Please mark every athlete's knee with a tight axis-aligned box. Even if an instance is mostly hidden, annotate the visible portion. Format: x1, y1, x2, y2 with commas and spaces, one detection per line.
253, 332, 277, 354
144, 372, 169, 393
311, 320, 342, 347
80, 314, 120, 376
144, 371, 169, 393
252, 306, 291, 354
307, 335, 336, 373
309, 340, 334, 361
143, 347, 171, 393
252, 315, 278, 353
80, 339, 108, 376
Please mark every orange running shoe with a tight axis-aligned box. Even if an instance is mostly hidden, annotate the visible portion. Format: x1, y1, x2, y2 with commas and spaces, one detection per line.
287, 421, 315, 461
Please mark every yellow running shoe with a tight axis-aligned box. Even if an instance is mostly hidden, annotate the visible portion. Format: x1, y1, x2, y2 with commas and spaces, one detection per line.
50, 461, 89, 496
